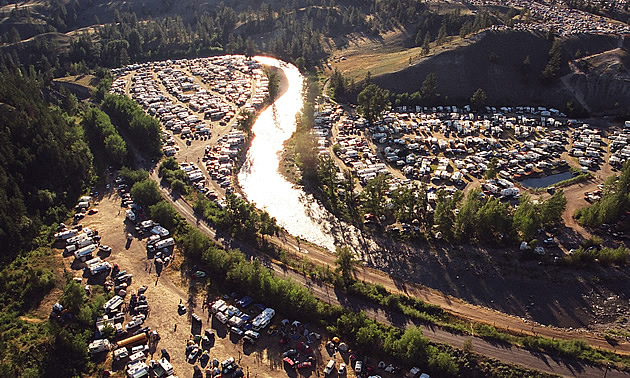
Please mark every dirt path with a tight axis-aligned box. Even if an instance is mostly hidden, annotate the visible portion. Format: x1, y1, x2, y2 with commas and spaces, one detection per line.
149, 175, 630, 377
70, 184, 299, 378
295, 238, 630, 355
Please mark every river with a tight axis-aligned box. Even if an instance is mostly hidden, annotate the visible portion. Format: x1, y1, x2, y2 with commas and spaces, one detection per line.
238, 57, 339, 251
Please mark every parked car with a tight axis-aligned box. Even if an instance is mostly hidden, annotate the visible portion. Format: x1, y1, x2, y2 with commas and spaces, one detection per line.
297, 361, 312, 369
243, 336, 255, 344
355, 361, 363, 374
283, 349, 298, 358
99, 245, 112, 253
283, 357, 296, 368
230, 327, 243, 336
297, 341, 312, 354
187, 347, 200, 363
324, 360, 336, 375
338, 363, 347, 375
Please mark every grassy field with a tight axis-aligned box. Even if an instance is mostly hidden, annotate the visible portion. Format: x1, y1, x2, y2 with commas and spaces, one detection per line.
56, 74, 96, 89
329, 28, 477, 83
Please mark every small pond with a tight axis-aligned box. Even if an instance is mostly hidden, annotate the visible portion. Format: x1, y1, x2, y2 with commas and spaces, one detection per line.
519, 171, 574, 188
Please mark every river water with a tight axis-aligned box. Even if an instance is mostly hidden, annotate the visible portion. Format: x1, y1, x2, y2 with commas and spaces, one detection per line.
237, 57, 339, 251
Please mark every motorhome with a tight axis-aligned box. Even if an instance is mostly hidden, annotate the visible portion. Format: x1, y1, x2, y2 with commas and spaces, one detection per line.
74, 244, 98, 261
88, 339, 111, 354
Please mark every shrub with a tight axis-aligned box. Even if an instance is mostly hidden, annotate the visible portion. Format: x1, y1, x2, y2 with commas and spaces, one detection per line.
598, 246, 629, 266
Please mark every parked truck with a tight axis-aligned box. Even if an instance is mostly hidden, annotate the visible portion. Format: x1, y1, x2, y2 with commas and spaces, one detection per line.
55, 229, 79, 241
90, 261, 111, 276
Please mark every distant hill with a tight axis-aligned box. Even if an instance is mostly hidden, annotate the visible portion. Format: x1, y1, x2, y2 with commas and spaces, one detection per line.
372, 30, 623, 114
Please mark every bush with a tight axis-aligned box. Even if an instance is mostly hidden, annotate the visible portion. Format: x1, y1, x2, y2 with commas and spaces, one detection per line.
130, 179, 162, 208
118, 167, 149, 185
171, 179, 188, 195
597, 246, 629, 266
564, 247, 597, 267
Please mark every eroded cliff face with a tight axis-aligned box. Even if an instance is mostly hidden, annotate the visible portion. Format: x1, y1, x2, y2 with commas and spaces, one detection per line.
563, 48, 630, 114
373, 30, 629, 114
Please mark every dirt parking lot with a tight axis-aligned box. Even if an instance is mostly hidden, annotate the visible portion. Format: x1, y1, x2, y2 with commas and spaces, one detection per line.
62, 179, 360, 378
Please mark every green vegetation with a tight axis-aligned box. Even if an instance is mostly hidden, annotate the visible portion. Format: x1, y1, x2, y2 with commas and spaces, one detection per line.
550, 172, 591, 188
264, 68, 280, 100
0, 0, 473, 76
470, 88, 487, 109
390, 72, 445, 108
82, 107, 128, 170
118, 166, 149, 186
130, 179, 162, 208
513, 191, 566, 241
334, 246, 360, 282
158, 158, 189, 195
564, 245, 629, 267
102, 94, 162, 160
155, 199, 556, 377
281, 74, 320, 185
541, 39, 564, 83
314, 163, 567, 245
336, 260, 630, 368
0, 70, 93, 262
328, 68, 357, 102
0, 248, 106, 377
412, 8, 498, 48
576, 161, 630, 227
192, 193, 280, 242
455, 189, 511, 244
357, 83, 391, 124
0, 66, 164, 376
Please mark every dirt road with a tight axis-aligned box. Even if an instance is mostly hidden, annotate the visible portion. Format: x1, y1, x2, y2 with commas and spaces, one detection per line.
148, 171, 630, 377
73, 186, 303, 378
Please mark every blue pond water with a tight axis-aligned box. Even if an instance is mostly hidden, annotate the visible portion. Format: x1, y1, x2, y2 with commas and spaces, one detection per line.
519, 171, 574, 188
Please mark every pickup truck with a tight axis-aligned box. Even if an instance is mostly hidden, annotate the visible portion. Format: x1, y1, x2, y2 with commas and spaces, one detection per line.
324, 360, 335, 375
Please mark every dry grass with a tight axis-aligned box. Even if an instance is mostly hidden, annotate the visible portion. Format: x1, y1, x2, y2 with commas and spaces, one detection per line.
329, 29, 476, 83
56, 74, 97, 90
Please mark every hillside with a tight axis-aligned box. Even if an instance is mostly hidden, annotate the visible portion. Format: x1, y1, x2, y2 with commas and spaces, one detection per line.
563, 46, 630, 114
371, 30, 622, 113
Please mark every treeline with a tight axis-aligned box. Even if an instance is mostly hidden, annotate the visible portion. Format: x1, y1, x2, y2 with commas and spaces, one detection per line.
282, 74, 321, 185
411, 8, 499, 50
154, 157, 281, 241
102, 94, 162, 160
1, 0, 509, 78
333, 71, 480, 110
0, 69, 162, 375
193, 194, 280, 242
576, 161, 630, 226
150, 197, 555, 377
82, 108, 128, 171
315, 163, 567, 246
0, 70, 93, 262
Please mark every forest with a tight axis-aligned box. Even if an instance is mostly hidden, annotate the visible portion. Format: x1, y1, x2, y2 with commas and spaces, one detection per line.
0, 0, 519, 79
0, 57, 162, 375
0, 69, 93, 263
